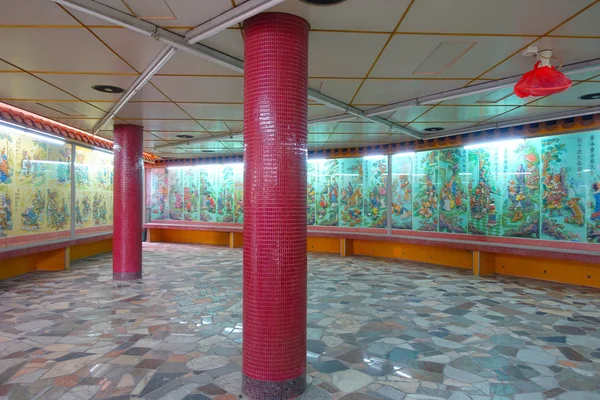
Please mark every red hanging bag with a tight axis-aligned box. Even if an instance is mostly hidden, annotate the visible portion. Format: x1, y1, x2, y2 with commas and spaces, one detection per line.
514, 61, 572, 98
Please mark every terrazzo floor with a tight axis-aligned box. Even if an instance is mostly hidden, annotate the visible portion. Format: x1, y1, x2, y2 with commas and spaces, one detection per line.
0, 243, 600, 400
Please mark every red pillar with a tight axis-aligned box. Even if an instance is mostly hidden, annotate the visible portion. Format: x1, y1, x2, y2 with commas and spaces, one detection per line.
112, 124, 144, 280
242, 12, 309, 399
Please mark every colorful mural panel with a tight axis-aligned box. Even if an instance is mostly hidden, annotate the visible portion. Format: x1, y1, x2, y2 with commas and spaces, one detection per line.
75, 146, 113, 230
439, 149, 468, 234
391, 153, 413, 230
363, 156, 388, 229
339, 157, 363, 228
315, 159, 339, 227
467, 145, 503, 236
413, 150, 439, 232
588, 131, 600, 243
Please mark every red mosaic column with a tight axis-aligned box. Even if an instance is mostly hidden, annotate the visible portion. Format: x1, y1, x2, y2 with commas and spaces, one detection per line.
113, 124, 144, 280
242, 12, 309, 399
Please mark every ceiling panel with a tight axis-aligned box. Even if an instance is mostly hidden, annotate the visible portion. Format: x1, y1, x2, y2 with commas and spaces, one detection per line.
526, 82, 600, 107
151, 76, 243, 102
177, 103, 243, 120
334, 122, 391, 134
156, 47, 241, 76
141, 119, 205, 131
90, 28, 168, 72
202, 30, 245, 61
371, 35, 532, 79
52, 117, 101, 131
308, 32, 388, 78
482, 37, 600, 79
97, 130, 113, 140
116, 102, 191, 119
3, 100, 109, 119
441, 86, 528, 107
308, 104, 346, 120
415, 105, 519, 123
398, 0, 593, 35
407, 122, 478, 133
199, 121, 231, 132
0, 28, 135, 73
272, 0, 412, 31
149, 0, 234, 27
309, 122, 339, 133
0, 73, 75, 101
380, 133, 415, 144
353, 79, 469, 106
0, 0, 79, 25
0, 61, 17, 72
308, 79, 363, 104
552, 2, 600, 37
67, 1, 131, 25
43, 74, 168, 101
486, 105, 592, 122
151, 131, 213, 141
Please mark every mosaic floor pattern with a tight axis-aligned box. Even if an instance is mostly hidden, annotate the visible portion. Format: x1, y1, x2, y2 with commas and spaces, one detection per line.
0, 243, 600, 400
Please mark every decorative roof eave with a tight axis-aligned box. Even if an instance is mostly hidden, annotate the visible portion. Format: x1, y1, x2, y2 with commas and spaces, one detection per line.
149, 112, 600, 168
0, 102, 157, 164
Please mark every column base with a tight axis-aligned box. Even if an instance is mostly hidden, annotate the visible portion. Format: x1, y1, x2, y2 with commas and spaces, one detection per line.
242, 374, 306, 400
113, 271, 142, 281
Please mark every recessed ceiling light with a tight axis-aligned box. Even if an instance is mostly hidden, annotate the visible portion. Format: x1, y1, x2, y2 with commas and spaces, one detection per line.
201, 149, 216, 153
176, 134, 194, 139
579, 92, 600, 100
301, 0, 347, 6
424, 127, 445, 132
91, 85, 125, 94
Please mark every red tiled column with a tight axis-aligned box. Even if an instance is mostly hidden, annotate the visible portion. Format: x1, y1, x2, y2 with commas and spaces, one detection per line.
113, 124, 144, 280
242, 12, 309, 399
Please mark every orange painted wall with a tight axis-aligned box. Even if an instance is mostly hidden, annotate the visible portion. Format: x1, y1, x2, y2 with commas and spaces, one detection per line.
70, 239, 113, 261
155, 229, 230, 246
307, 237, 340, 254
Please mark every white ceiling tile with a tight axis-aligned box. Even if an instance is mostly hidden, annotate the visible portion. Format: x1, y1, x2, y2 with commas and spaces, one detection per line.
388, 106, 431, 123
97, 130, 113, 140
441, 86, 528, 107
151, 131, 211, 141
224, 121, 243, 131
371, 35, 532, 79
39, 74, 168, 101
334, 122, 391, 134
487, 105, 591, 122
116, 102, 190, 119
398, 0, 593, 35
552, 2, 600, 37
52, 118, 100, 132
0, 28, 136, 73
308, 79, 362, 104
526, 82, 600, 107
153, 0, 233, 27
68, 1, 131, 25
177, 103, 243, 120
199, 121, 231, 132
157, 47, 241, 76
0, 61, 17, 71
483, 37, 600, 79
202, 30, 245, 61
90, 28, 168, 72
3, 100, 109, 119
142, 119, 205, 131
0, 0, 78, 25
272, 0, 412, 31
308, 104, 346, 120
415, 105, 519, 123
408, 122, 479, 133
352, 79, 469, 105
0, 73, 75, 101
308, 32, 388, 78
380, 134, 415, 144
151, 76, 243, 102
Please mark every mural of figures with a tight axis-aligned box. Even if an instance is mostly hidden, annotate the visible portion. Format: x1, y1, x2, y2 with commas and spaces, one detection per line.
315, 159, 339, 226
363, 156, 388, 228
467, 145, 502, 236
46, 189, 70, 231
500, 140, 541, 238
0, 131, 14, 185
586, 132, 599, 243
150, 169, 168, 220
391, 153, 413, 230
0, 188, 12, 238
15, 136, 47, 187
233, 165, 244, 224
218, 165, 235, 223
92, 193, 109, 226
168, 167, 184, 221
541, 136, 586, 242
413, 151, 439, 232
75, 147, 92, 190
14, 188, 46, 233
182, 167, 200, 222
338, 158, 363, 228
74, 146, 112, 230
439, 149, 468, 233
75, 192, 92, 228
307, 161, 316, 226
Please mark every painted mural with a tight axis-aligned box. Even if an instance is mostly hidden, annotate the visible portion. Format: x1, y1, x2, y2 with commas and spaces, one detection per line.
147, 131, 600, 244
75, 146, 113, 230
339, 157, 363, 228
391, 153, 413, 230
413, 150, 439, 232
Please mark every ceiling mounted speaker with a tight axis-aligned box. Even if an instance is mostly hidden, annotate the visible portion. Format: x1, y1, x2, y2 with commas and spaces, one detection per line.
514, 49, 572, 98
